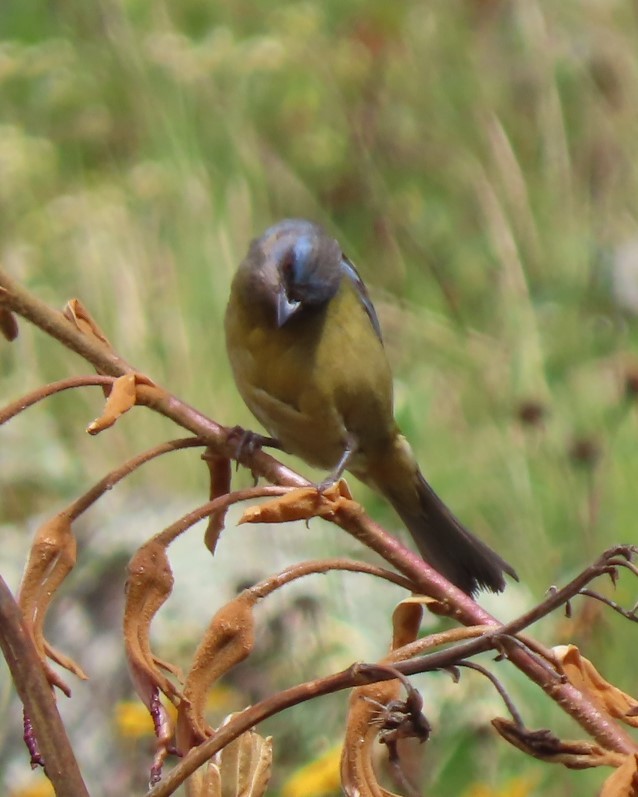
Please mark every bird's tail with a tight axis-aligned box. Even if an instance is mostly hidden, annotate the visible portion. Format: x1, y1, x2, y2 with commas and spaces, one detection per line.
361, 437, 517, 596
389, 471, 517, 595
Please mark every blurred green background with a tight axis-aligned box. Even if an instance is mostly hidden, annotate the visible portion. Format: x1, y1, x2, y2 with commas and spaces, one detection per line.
1, 0, 638, 795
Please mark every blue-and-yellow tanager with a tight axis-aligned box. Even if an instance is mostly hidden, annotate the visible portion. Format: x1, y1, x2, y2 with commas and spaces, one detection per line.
225, 219, 517, 595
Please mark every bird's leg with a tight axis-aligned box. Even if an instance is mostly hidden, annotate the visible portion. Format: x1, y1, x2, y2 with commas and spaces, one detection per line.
318, 433, 358, 491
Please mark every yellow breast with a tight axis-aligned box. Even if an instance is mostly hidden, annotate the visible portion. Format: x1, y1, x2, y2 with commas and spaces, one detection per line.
225, 276, 395, 471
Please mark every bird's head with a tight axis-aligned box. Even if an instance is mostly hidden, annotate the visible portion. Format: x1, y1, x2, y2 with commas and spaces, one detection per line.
241, 219, 343, 327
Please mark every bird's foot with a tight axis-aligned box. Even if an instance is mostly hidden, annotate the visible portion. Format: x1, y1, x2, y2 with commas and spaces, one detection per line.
317, 434, 357, 492
316, 474, 338, 493
227, 425, 283, 465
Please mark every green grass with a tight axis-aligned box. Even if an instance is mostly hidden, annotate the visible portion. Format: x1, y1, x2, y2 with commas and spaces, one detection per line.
2, 1, 638, 794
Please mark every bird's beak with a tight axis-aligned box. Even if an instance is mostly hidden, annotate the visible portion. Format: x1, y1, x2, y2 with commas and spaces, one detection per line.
276, 290, 301, 327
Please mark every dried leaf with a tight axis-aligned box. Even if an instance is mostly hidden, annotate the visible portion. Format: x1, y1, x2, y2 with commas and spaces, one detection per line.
202, 450, 232, 554
18, 513, 84, 694
341, 639, 427, 796
44, 639, 88, 681
491, 718, 626, 769
64, 298, 111, 345
599, 754, 638, 797
217, 722, 273, 797
87, 373, 140, 434
239, 482, 356, 525
176, 592, 258, 751
391, 599, 423, 650
124, 538, 182, 784
419, 595, 452, 617
0, 304, 18, 341
554, 645, 638, 728
185, 725, 272, 797
341, 677, 403, 797
186, 762, 222, 797
124, 539, 181, 709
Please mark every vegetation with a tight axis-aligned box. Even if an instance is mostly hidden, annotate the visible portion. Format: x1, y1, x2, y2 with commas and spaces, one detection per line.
1, 1, 638, 795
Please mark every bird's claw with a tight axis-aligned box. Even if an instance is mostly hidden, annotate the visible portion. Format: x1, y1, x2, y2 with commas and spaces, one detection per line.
227, 426, 283, 467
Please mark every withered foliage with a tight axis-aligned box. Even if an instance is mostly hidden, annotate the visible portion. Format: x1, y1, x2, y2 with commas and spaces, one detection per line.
1, 271, 637, 797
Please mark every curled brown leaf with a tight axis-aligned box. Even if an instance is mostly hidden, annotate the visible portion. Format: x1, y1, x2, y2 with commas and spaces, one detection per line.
176, 592, 258, 752
391, 599, 424, 650
202, 450, 232, 554
18, 513, 86, 695
64, 298, 111, 346
340, 624, 514, 797
124, 486, 292, 755
599, 753, 638, 797
124, 539, 182, 709
239, 482, 357, 525
87, 372, 153, 434
341, 601, 425, 797
491, 718, 627, 769
341, 677, 403, 797
553, 645, 638, 728
124, 538, 183, 784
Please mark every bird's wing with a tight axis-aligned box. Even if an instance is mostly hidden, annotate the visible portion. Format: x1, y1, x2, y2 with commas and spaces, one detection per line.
340, 255, 383, 342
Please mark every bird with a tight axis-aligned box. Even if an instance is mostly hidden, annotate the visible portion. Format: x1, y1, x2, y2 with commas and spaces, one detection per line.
224, 219, 517, 595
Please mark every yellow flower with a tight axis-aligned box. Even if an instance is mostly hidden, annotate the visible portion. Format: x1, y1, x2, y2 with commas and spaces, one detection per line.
9, 778, 55, 797
206, 684, 242, 714
114, 700, 155, 739
114, 698, 178, 740
282, 745, 342, 797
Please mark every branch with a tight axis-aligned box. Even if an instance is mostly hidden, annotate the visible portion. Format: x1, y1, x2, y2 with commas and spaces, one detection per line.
0, 575, 90, 797
0, 375, 116, 426
63, 437, 208, 520
331, 505, 638, 754
152, 621, 553, 796
146, 630, 481, 797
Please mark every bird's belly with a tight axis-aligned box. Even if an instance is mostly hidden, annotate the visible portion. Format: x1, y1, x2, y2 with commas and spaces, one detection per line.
226, 293, 395, 473
247, 384, 347, 470
230, 328, 348, 469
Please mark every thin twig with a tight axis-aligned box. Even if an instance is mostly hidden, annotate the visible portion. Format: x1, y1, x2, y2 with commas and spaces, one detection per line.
0, 375, 116, 426
578, 589, 638, 622
248, 558, 419, 598
455, 660, 525, 727
64, 437, 208, 521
